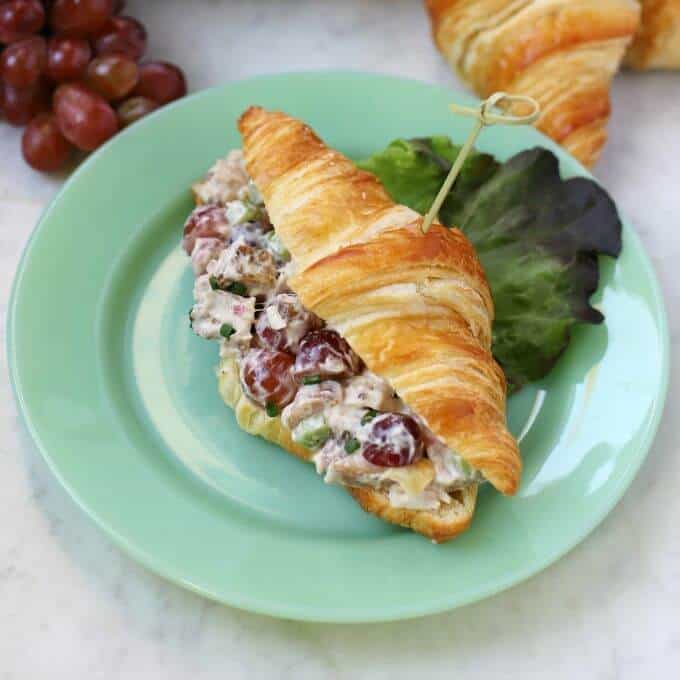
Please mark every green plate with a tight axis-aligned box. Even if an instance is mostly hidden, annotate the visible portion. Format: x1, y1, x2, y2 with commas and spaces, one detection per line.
7, 72, 669, 622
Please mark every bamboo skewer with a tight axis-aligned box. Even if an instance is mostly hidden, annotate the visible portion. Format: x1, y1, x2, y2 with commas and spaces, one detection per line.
421, 92, 540, 234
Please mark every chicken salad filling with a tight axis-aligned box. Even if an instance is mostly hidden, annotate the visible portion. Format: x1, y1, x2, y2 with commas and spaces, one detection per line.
184, 151, 485, 511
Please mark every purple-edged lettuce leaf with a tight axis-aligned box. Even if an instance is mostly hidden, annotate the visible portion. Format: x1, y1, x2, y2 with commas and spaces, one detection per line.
357, 138, 622, 392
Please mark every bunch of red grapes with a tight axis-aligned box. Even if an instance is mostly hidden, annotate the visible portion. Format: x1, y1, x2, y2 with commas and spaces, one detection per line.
0, 0, 187, 172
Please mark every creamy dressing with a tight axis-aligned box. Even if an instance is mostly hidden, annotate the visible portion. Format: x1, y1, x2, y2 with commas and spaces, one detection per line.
343, 372, 400, 411
324, 403, 366, 435
190, 275, 255, 345
281, 381, 344, 430
206, 238, 277, 295
259, 294, 315, 351
265, 304, 287, 330
191, 236, 225, 275
187, 150, 485, 511
427, 439, 485, 488
192, 151, 249, 205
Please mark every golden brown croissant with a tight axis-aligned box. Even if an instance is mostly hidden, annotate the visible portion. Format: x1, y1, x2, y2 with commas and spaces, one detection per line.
425, 0, 641, 167
237, 107, 521, 540
626, 0, 680, 69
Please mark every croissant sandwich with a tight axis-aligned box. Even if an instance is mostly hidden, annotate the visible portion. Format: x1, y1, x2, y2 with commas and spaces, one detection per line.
182, 107, 521, 542
425, 0, 641, 167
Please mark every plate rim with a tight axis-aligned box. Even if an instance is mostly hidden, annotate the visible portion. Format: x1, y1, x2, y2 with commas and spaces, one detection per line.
6, 70, 671, 623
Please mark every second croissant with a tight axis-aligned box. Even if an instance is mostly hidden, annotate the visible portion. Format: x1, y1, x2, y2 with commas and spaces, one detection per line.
425, 0, 641, 166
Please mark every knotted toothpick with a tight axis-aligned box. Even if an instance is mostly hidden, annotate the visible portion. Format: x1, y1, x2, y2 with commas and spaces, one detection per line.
421, 92, 540, 233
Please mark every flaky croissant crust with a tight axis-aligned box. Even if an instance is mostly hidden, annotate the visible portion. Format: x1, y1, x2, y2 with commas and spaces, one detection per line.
238, 106, 521, 495
626, 0, 680, 70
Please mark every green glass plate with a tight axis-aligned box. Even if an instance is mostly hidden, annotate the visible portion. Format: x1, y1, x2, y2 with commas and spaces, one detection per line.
7, 72, 669, 623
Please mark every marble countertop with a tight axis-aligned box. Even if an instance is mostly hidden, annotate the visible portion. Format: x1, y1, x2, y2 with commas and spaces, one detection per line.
2, 1, 679, 677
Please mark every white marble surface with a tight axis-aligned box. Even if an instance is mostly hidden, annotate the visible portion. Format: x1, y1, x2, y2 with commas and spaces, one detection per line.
1, 1, 679, 677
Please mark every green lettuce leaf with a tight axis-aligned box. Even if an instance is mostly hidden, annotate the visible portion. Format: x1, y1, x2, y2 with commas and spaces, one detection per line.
357, 139, 622, 393
357, 136, 498, 226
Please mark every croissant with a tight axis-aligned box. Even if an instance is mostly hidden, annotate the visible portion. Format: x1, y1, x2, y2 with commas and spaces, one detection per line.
185, 108, 520, 542
626, 0, 680, 69
425, 0, 640, 167
239, 108, 519, 534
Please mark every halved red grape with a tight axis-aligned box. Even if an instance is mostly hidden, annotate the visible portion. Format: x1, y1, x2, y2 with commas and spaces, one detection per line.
294, 329, 361, 380
21, 112, 72, 171
133, 61, 186, 104
85, 53, 137, 100
0, 0, 45, 44
240, 348, 297, 410
45, 35, 90, 81
49, 0, 112, 37
182, 204, 229, 255
93, 15, 146, 61
362, 413, 424, 467
255, 294, 322, 354
115, 94, 157, 127
53, 82, 118, 150
0, 35, 46, 87
1, 78, 50, 125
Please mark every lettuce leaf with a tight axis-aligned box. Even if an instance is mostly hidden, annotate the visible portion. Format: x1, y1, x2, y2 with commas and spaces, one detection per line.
357, 136, 498, 226
357, 139, 622, 392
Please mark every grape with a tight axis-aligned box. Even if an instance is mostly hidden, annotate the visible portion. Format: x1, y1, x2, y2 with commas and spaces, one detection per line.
93, 15, 146, 61
85, 53, 137, 100
45, 35, 90, 81
21, 112, 72, 171
0, 1, 45, 44
294, 329, 361, 380
115, 94, 157, 127
49, 0, 112, 37
255, 294, 321, 354
182, 204, 229, 255
0, 35, 46, 88
240, 349, 297, 410
53, 82, 118, 150
362, 413, 424, 467
133, 61, 186, 104
1, 0, 189, 173
1, 78, 50, 125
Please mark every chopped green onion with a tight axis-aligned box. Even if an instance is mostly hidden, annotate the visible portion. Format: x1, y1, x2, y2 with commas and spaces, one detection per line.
209, 275, 220, 290
244, 204, 258, 222
266, 231, 291, 261
460, 459, 475, 477
292, 415, 331, 449
265, 402, 279, 417
219, 323, 235, 339
302, 375, 322, 385
226, 281, 248, 297
361, 408, 378, 425
226, 200, 257, 225
344, 437, 361, 454
247, 180, 264, 206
